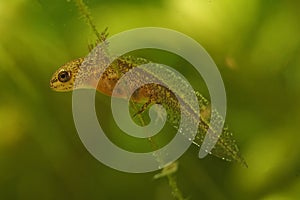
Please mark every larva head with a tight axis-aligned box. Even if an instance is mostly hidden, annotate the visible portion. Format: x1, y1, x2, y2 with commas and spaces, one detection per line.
50, 58, 84, 92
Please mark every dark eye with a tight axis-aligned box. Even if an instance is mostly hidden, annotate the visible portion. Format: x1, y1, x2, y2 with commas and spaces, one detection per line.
58, 71, 71, 82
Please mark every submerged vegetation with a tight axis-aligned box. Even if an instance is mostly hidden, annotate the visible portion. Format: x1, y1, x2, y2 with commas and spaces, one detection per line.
50, 0, 247, 198
1, 0, 300, 199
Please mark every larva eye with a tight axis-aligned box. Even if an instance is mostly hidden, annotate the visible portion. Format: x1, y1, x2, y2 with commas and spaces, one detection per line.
58, 71, 71, 83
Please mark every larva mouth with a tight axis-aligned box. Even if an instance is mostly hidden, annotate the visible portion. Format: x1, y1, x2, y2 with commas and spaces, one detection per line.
49, 76, 58, 88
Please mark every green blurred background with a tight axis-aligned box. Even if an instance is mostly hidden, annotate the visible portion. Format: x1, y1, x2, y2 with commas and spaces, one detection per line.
1, 0, 300, 199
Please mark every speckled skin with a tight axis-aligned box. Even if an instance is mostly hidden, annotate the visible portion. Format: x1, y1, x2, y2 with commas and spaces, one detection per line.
50, 58, 84, 91
50, 54, 247, 167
